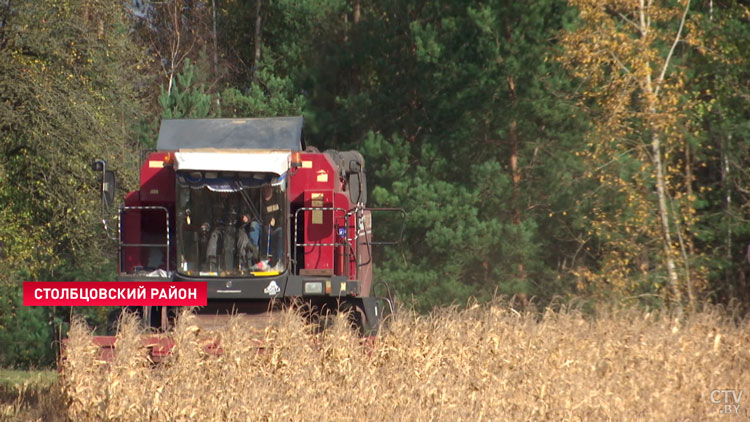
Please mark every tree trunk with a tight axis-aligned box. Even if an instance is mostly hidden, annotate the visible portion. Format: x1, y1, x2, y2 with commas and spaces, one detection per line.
506, 74, 526, 280
212, 0, 220, 111
684, 143, 696, 307
166, 0, 181, 96
638, 0, 689, 304
212, 0, 218, 76
507, 76, 521, 225
651, 132, 682, 302
351, 0, 361, 95
353, 0, 361, 23
97, 18, 104, 39
510, 119, 521, 225
722, 135, 733, 295
252, 0, 263, 82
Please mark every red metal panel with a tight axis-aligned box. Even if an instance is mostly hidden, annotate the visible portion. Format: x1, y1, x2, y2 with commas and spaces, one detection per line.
140, 152, 175, 203
303, 190, 335, 271
289, 153, 337, 204
121, 191, 142, 273
289, 152, 365, 278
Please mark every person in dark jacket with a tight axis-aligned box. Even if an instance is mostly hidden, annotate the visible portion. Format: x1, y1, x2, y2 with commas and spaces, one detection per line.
240, 184, 284, 271
236, 213, 259, 271
258, 184, 284, 268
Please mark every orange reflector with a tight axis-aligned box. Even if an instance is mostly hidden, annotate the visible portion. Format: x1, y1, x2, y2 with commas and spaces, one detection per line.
291, 151, 302, 168
163, 153, 174, 165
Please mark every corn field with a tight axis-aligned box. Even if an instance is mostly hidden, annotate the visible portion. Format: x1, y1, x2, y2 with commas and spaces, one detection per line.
31, 304, 750, 421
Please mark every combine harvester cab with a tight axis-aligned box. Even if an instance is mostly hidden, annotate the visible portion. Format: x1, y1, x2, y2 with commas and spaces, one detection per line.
91, 117, 402, 360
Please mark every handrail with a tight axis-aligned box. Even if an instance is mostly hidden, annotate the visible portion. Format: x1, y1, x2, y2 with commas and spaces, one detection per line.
119, 206, 170, 273
362, 207, 406, 245
291, 205, 405, 274
292, 206, 348, 274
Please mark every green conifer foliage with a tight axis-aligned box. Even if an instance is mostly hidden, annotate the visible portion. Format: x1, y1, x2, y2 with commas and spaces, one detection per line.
160, 58, 213, 118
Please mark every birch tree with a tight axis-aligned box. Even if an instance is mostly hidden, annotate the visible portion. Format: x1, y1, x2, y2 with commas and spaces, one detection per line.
560, 0, 701, 305
132, 0, 212, 96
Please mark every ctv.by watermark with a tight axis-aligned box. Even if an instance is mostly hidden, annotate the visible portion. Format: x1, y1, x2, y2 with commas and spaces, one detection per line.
710, 389, 745, 416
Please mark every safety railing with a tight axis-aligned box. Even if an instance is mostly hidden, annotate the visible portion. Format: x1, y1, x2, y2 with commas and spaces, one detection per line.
292, 206, 350, 273
119, 206, 171, 273
291, 206, 405, 274
350, 207, 406, 268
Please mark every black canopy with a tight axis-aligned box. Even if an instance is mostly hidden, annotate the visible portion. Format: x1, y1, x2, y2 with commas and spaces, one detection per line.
157, 117, 304, 151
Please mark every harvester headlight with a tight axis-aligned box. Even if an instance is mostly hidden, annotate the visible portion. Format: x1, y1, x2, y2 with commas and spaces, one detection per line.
304, 282, 323, 295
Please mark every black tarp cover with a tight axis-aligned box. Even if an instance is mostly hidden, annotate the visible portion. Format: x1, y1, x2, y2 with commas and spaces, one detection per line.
157, 117, 303, 151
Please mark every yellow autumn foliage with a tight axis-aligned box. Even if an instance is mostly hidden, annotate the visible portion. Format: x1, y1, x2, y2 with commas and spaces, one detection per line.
559, 0, 705, 300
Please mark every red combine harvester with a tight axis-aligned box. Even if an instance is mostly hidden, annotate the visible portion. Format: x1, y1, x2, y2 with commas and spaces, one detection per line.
91, 117, 402, 357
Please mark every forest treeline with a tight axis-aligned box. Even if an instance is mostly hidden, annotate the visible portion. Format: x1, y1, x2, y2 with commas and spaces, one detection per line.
1, 0, 749, 367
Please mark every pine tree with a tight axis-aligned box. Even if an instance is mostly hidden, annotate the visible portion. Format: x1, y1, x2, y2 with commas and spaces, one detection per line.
304, 0, 588, 310
160, 58, 213, 118
685, 1, 750, 308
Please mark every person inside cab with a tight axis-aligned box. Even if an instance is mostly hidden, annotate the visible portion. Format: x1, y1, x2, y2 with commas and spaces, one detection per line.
237, 183, 284, 272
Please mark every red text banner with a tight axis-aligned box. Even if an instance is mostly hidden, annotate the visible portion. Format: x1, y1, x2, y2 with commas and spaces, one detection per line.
23, 282, 207, 306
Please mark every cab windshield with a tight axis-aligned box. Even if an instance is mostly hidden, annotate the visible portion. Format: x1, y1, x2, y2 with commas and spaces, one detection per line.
176, 171, 287, 277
